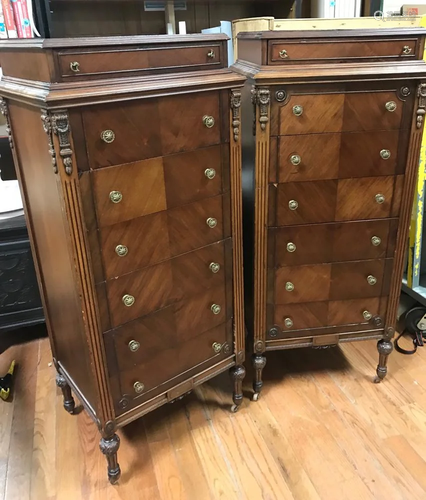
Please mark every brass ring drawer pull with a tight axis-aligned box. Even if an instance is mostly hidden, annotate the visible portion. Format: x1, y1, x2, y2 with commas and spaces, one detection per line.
101, 129, 115, 144
367, 275, 377, 286
109, 191, 123, 203
375, 193, 385, 205
385, 101, 397, 112
115, 244, 128, 257
122, 294, 135, 307
293, 105, 304, 117
380, 149, 391, 160
212, 342, 222, 353
371, 236, 381, 247
288, 200, 299, 211
290, 154, 301, 166
205, 168, 216, 180
287, 242, 296, 253
279, 49, 289, 59
211, 304, 221, 315
363, 310, 372, 321
284, 317, 293, 328
128, 340, 140, 352
209, 262, 220, 273
206, 217, 218, 229
285, 282, 294, 292
403, 45, 412, 55
70, 61, 80, 72
203, 115, 215, 128
207, 49, 215, 59
133, 381, 145, 394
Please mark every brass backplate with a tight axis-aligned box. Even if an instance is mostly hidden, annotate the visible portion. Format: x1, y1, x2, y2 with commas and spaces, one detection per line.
312, 334, 339, 347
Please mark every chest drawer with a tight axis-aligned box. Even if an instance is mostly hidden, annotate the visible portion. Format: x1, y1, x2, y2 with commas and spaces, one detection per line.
274, 176, 397, 226
106, 244, 228, 327
277, 91, 403, 135
275, 130, 399, 183
273, 219, 394, 267
83, 92, 221, 169
268, 38, 417, 64
59, 43, 222, 79
92, 145, 225, 228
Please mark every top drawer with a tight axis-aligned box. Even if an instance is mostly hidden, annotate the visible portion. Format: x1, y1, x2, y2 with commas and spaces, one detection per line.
268, 38, 417, 64
58, 43, 223, 79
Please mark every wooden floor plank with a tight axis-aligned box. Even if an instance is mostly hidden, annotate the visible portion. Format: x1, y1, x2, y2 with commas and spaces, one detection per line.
3, 338, 426, 499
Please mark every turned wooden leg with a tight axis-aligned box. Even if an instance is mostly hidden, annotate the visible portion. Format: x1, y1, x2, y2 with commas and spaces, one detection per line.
100, 433, 121, 484
252, 354, 266, 401
375, 339, 394, 383
230, 365, 246, 413
56, 373, 75, 414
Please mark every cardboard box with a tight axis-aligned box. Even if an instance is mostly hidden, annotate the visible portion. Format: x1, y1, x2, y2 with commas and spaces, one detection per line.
402, 4, 426, 15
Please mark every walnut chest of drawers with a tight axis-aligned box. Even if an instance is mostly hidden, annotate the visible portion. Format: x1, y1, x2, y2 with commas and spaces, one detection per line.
234, 28, 426, 399
0, 34, 245, 483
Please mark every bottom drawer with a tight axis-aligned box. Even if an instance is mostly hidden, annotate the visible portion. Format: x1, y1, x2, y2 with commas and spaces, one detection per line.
272, 297, 388, 338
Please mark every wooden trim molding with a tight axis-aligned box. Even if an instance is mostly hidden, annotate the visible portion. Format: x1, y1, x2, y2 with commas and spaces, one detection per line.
252, 86, 271, 354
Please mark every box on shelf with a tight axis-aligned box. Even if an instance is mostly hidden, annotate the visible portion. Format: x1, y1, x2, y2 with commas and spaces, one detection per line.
402, 5, 426, 15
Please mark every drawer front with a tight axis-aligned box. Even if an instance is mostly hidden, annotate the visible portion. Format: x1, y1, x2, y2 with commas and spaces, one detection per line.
83, 92, 221, 169
93, 146, 226, 228
276, 131, 399, 183
107, 320, 231, 408
107, 247, 227, 327
275, 264, 331, 305
277, 91, 403, 136
272, 297, 387, 337
269, 39, 417, 64
274, 177, 397, 226
273, 219, 393, 267
330, 259, 390, 300
59, 44, 222, 79
275, 260, 391, 305
336, 176, 395, 221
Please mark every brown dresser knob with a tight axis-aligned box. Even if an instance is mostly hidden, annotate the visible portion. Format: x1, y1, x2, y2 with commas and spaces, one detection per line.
385, 101, 397, 112
288, 200, 299, 211
101, 129, 116, 144
375, 193, 385, 205
128, 340, 140, 352
115, 244, 128, 257
290, 154, 301, 166
203, 115, 215, 128
287, 242, 296, 253
380, 149, 391, 160
363, 310, 373, 321
205, 168, 216, 180
122, 294, 135, 307
207, 49, 215, 59
367, 275, 377, 286
284, 317, 294, 328
371, 236, 381, 247
133, 381, 145, 394
209, 262, 220, 273
279, 49, 289, 59
212, 342, 222, 353
211, 304, 221, 315
206, 217, 218, 229
285, 282, 295, 292
293, 105, 304, 117
403, 45, 412, 55
70, 61, 80, 72
109, 191, 123, 203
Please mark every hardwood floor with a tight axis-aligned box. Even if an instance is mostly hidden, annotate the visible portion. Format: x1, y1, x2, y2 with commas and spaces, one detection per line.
1, 336, 426, 500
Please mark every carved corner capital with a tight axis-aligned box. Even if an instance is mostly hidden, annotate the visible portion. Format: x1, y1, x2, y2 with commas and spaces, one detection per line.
0, 99, 13, 149
51, 110, 73, 175
230, 89, 241, 142
416, 83, 426, 129
251, 87, 270, 132
41, 109, 58, 174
